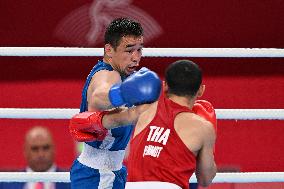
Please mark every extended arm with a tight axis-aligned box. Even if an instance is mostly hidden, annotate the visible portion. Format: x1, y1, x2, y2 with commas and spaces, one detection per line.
69, 104, 150, 142
70, 67, 160, 142
102, 104, 150, 129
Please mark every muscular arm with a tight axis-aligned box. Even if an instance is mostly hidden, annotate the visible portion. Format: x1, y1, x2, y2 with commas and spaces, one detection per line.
195, 122, 217, 187
87, 70, 121, 111
102, 104, 150, 129
70, 68, 160, 142
174, 112, 216, 186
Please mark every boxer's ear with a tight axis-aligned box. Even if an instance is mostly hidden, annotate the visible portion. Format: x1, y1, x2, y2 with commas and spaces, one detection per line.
197, 84, 205, 97
104, 44, 113, 58
163, 81, 168, 93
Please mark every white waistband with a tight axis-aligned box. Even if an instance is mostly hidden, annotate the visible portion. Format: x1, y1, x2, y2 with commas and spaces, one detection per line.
77, 143, 125, 171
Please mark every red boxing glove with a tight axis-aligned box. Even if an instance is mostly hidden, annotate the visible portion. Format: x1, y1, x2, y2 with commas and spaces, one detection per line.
69, 111, 108, 142
192, 100, 217, 133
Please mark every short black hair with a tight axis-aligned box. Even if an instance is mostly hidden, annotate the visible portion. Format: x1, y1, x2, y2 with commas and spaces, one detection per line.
104, 17, 143, 50
165, 60, 202, 97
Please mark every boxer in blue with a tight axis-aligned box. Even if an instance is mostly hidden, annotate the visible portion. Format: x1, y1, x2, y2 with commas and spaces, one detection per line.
69, 17, 161, 189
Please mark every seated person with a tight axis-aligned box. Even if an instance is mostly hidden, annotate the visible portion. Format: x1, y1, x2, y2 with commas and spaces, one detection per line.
0, 126, 70, 189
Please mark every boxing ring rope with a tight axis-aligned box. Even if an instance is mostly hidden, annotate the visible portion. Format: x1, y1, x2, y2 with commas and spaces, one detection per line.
0, 109, 283, 184
0, 47, 284, 57
0, 108, 284, 120
0, 172, 284, 183
1, 47, 283, 186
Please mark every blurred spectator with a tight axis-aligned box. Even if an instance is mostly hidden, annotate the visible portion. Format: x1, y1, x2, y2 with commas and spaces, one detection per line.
0, 126, 70, 189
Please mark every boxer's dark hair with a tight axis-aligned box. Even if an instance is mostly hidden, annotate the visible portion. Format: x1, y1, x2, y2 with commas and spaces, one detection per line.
104, 17, 143, 50
165, 60, 202, 97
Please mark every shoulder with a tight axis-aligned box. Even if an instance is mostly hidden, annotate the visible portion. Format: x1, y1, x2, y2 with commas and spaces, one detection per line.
93, 69, 121, 81
174, 112, 216, 153
194, 114, 216, 139
175, 112, 215, 138
89, 69, 121, 89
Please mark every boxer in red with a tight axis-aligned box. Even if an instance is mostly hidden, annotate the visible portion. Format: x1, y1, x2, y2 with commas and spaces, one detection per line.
70, 60, 217, 189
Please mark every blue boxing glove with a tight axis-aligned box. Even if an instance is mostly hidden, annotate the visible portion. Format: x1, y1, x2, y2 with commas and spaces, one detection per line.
109, 67, 161, 107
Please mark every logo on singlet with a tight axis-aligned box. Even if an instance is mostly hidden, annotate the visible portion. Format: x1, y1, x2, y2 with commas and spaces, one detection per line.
143, 126, 170, 158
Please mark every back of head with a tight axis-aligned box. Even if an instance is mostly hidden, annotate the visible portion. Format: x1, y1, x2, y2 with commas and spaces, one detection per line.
104, 17, 143, 50
165, 60, 202, 97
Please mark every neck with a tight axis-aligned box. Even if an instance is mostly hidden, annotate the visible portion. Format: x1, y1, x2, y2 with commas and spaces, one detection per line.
103, 56, 116, 70
103, 56, 111, 64
103, 56, 125, 77
167, 94, 195, 109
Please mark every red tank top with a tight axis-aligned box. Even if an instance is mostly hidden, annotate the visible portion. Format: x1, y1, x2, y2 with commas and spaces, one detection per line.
127, 94, 196, 189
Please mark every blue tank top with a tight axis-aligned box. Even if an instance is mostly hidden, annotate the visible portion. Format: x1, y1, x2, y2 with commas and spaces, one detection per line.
80, 60, 133, 151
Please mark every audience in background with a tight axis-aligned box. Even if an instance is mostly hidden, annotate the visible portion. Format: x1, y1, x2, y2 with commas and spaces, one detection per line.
0, 126, 71, 189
